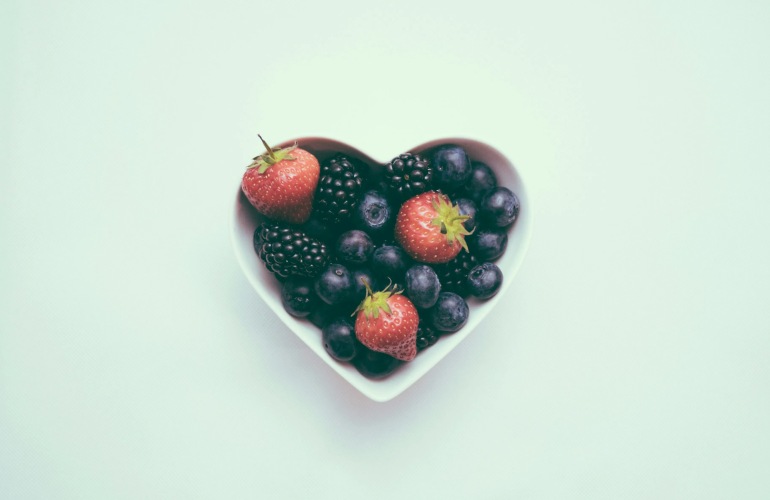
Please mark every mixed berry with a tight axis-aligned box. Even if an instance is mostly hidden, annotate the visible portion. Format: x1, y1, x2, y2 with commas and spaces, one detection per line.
242, 137, 520, 380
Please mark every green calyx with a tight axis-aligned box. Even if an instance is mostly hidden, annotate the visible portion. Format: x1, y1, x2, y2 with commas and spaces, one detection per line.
354, 280, 401, 320
246, 134, 298, 174
430, 195, 473, 253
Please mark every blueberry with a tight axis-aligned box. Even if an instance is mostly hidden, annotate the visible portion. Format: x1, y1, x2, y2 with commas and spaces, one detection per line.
430, 292, 469, 333
308, 302, 360, 329
308, 305, 340, 329
372, 244, 411, 284
301, 215, 334, 243
454, 197, 478, 232
465, 162, 497, 202
467, 263, 503, 299
280, 277, 318, 318
430, 144, 472, 194
354, 190, 394, 239
351, 268, 378, 303
405, 264, 441, 309
314, 263, 355, 306
479, 187, 519, 228
352, 346, 401, 379
469, 228, 508, 261
336, 230, 374, 266
322, 318, 360, 361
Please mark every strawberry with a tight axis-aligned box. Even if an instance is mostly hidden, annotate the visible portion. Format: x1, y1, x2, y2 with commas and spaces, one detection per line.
395, 191, 472, 264
242, 135, 320, 224
354, 283, 419, 362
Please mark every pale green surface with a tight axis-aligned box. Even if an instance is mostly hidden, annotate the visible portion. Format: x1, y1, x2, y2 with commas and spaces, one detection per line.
2, 0, 770, 498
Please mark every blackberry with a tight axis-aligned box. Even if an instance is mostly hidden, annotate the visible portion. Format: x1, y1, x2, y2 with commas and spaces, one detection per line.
254, 222, 329, 279
416, 323, 440, 352
384, 153, 433, 201
434, 251, 478, 296
314, 154, 364, 225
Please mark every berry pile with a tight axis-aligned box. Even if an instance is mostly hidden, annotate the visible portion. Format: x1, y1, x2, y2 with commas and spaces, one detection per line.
242, 139, 520, 379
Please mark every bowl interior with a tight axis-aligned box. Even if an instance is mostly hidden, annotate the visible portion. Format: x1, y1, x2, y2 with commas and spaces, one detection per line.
231, 137, 533, 402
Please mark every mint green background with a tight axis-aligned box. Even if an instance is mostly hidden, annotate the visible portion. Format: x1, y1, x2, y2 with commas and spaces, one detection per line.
2, 0, 769, 498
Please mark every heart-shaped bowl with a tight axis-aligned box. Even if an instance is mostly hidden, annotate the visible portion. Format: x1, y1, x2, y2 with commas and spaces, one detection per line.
231, 137, 533, 402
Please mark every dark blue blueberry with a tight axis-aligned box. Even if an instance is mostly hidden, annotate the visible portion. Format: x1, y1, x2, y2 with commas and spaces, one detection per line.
300, 215, 334, 243
467, 263, 503, 299
314, 263, 355, 306
454, 197, 478, 232
429, 292, 469, 333
354, 190, 394, 239
322, 318, 360, 361
336, 230, 374, 266
464, 162, 497, 202
405, 264, 441, 309
372, 244, 411, 284
479, 187, 520, 228
351, 268, 378, 303
280, 277, 318, 318
469, 228, 508, 261
352, 346, 401, 379
430, 144, 472, 194
308, 305, 341, 329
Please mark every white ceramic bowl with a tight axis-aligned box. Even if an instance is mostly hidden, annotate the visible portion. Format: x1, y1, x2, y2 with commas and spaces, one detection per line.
231, 137, 533, 402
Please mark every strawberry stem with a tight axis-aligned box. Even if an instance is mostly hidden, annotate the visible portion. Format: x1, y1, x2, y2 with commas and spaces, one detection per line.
355, 282, 400, 320
429, 195, 474, 252
246, 135, 299, 173
258, 134, 275, 159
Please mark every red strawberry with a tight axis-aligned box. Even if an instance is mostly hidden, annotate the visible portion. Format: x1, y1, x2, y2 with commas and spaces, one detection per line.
354, 283, 419, 362
395, 191, 472, 264
241, 135, 320, 224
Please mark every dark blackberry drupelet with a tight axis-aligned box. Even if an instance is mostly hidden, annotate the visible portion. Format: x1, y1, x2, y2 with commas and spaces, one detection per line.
434, 251, 478, 297
314, 155, 364, 225
416, 323, 440, 352
384, 153, 433, 201
254, 222, 329, 279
